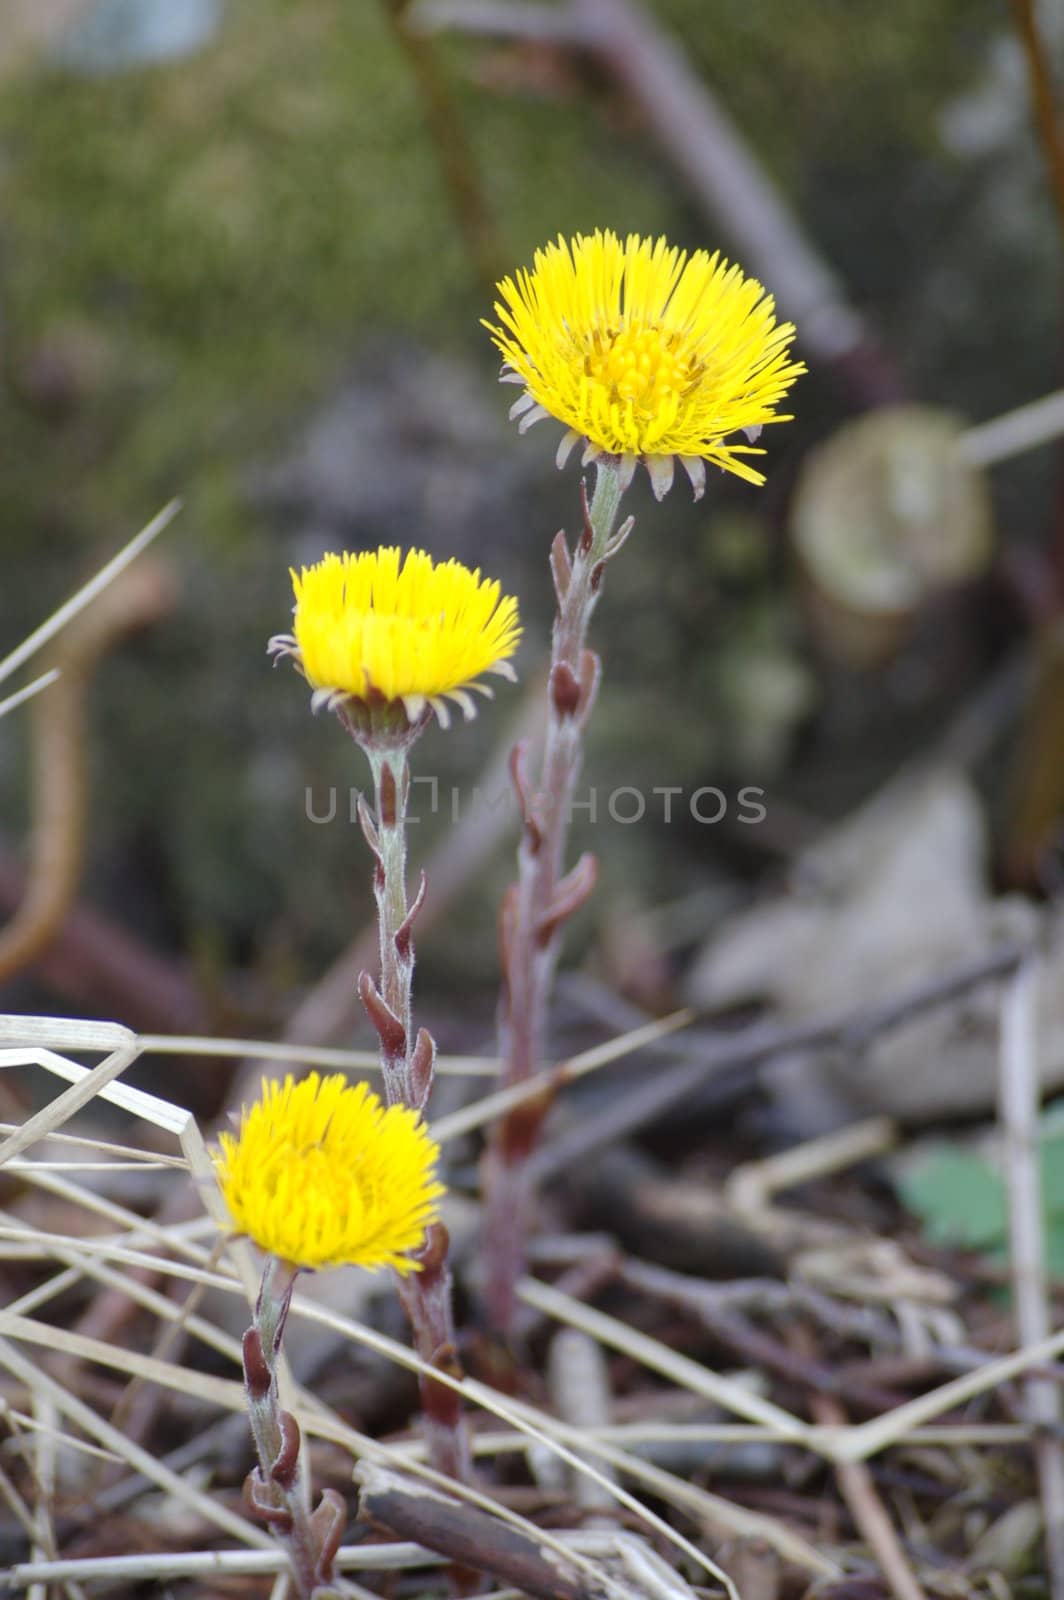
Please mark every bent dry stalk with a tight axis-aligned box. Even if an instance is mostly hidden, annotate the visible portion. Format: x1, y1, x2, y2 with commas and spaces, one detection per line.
486, 462, 630, 1331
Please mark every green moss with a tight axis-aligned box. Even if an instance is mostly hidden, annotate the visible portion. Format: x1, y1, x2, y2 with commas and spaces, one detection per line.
0, 0, 1044, 988
0, 0, 678, 567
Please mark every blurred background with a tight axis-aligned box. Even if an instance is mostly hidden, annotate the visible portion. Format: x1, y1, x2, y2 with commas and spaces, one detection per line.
0, 0, 1060, 1124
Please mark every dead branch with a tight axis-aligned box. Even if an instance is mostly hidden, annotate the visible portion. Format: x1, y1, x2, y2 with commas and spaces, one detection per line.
356, 1463, 604, 1600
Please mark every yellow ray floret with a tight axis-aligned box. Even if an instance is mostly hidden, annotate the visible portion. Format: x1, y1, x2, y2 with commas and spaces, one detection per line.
214, 1073, 444, 1273
274, 547, 521, 724
486, 229, 805, 494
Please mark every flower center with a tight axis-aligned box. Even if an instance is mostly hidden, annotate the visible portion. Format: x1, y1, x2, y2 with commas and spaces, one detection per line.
267, 1139, 368, 1212
585, 321, 693, 414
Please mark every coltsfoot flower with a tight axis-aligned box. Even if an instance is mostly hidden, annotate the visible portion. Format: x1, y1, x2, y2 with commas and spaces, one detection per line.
215, 1073, 444, 1273
486, 229, 805, 498
269, 547, 520, 733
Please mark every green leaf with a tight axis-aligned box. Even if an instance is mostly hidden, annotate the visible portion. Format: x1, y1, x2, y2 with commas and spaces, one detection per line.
1038, 1131, 1064, 1216
899, 1147, 1007, 1250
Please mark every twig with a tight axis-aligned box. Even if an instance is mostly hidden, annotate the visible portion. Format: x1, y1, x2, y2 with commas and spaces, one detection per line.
456, 1376, 835, 1580
362, 1421, 742, 1599
1009, 0, 1064, 240
547, 1329, 618, 1513
810, 1389, 928, 1600
90, 1242, 224, 1489
0, 504, 189, 1024
0, 1039, 144, 1168
615, 1265, 909, 1416
725, 1116, 896, 1211
2, 1543, 452, 1592
143, 1033, 496, 1075
0, 669, 59, 723
998, 958, 1064, 1598
377, 0, 501, 293
434, 1007, 693, 1146
835, 1320, 1064, 1463
518, 1273, 1064, 1469
0, 1036, 190, 1139
357, 1464, 601, 1600
28, 1394, 59, 1600
518, 1277, 812, 1442
531, 940, 1031, 1179
961, 388, 1064, 470
0, 501, 179, 691
615, 1261, 1064, 1392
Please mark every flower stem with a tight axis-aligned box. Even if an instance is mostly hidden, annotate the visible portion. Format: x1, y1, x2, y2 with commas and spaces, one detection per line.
396, 1221, 473, 1483
360, 745, 472, 1483
242, 1257, 344, 1599
486, 461, 626, 1334
365, 747, 418, 1110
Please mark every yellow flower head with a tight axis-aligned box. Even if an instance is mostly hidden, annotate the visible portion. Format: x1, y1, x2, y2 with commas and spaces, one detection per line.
486, 229, 805, 499
269, 547, 520, 731
214, 1073, 444, 1274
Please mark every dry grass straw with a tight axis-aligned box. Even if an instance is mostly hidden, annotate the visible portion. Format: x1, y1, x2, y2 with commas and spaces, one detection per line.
2, 998, 1061, 1593
0, 1010, 837, 1594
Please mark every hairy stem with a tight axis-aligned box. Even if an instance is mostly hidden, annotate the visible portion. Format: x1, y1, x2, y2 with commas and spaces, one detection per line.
366, 748, 417, 1109
243, 1257, 343, 1598
486, 461, 626, 1333
396, 1222, 474, 1483
361, 746, 472, 1482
